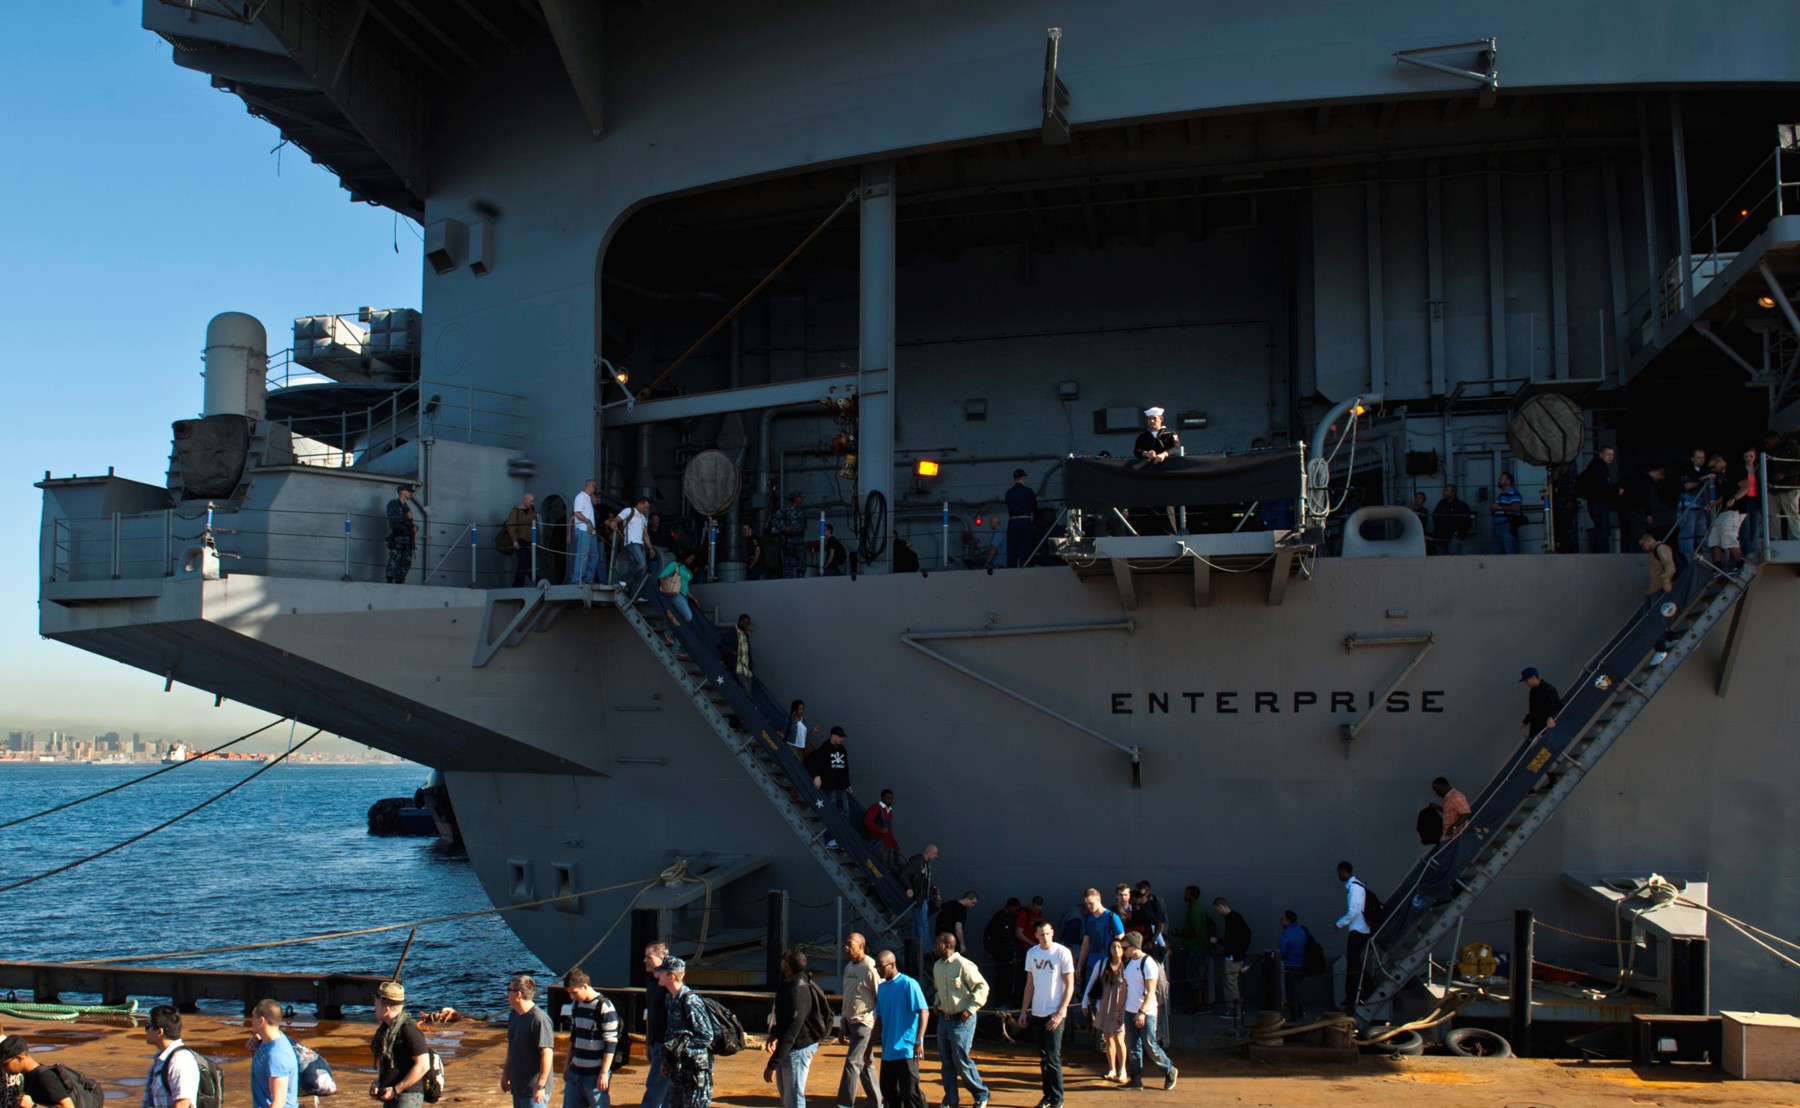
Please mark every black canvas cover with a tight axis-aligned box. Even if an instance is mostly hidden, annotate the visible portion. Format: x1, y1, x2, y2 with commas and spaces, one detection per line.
1064, 449, 1301, 509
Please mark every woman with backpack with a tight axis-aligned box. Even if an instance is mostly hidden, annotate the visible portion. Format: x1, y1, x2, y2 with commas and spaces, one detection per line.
658, 958, 715, 1108
1080, 938, 1130, 1084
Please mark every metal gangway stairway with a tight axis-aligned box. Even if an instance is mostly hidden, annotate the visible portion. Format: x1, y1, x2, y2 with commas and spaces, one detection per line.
612, 587, 914, 936
1357, 556, 1760, 1021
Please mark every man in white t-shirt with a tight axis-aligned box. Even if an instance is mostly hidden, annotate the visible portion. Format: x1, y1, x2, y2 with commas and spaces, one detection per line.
1018, 918, 1073, 1108
1119, 934, 1176, 1090
569, 479, 600, 585
610, 494, 651, 599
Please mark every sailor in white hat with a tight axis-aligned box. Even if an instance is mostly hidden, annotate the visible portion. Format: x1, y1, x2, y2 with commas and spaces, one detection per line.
1135, 407, 1180, 465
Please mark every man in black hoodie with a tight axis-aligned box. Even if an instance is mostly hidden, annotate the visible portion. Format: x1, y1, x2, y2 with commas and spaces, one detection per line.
1209, 898, 1252, 1021
805, 726, 855, 825
764, 950, 826, 1108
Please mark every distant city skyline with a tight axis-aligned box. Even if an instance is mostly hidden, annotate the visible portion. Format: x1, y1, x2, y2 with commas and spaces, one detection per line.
0, 7, 421, 751
3, 725, 410, 762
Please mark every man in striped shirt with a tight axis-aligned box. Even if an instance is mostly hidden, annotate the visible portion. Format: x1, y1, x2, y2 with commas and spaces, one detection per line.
562, 969, 619, 1108
1492, 473, 1525, 554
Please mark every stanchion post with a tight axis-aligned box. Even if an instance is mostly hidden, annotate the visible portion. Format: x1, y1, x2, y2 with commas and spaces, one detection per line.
1760, 451, 1772, 561
469, 526, 478, 588
767, 890, 790, 988
941, 500, 949, 568
1510, 908, 1534, 1056
342, 515, 352, 581
531, 521, 539, 585
818, 510, 827, 575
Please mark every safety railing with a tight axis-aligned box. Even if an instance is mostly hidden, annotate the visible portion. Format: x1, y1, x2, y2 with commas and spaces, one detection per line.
1623, 138, 1800, 354
263, 379, 527, 467
45, 504, 570, 589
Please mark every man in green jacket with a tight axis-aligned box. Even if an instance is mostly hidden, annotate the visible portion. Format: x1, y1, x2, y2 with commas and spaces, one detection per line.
1174, 885, 1214, 1013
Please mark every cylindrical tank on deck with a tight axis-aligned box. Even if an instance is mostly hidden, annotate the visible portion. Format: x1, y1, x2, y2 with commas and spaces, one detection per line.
203, 311, 268, 420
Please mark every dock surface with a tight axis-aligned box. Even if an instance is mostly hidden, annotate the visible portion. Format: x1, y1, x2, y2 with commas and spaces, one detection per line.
0, 1012, 1790, 1107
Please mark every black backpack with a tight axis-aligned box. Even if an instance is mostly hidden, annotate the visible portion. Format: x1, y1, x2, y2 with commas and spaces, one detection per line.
159, 1047, 224, 1108
1354, 879, 1387, 929
48, 1064, 104, 1108
1415, 805, 1442, 845
1301, 928, 1329, 975
700, 995, 746, 1056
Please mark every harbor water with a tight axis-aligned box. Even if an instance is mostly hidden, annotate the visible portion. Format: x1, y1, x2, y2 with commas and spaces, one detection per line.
1, 761, 549, 1012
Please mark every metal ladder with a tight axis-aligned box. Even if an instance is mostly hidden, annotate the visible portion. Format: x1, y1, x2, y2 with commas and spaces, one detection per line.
1357, 558, 1759, 1020
612, 590, 913, 935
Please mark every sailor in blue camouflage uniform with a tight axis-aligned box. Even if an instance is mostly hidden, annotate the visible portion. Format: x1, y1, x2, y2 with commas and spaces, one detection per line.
657, 957, 714, 1108
772, 491, 808, 578
385, 484, 419, 584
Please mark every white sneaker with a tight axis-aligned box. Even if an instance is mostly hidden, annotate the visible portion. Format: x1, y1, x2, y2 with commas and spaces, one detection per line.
1650, 651, 1668, 666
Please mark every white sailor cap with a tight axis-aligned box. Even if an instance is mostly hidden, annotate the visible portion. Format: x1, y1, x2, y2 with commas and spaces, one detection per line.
1144, 406, 1165, 419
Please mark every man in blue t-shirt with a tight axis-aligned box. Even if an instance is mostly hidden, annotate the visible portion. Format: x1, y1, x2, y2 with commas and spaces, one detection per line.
873, 949, 929, 1108
1074, 888, 1124, 983
250, 999, 301, 1108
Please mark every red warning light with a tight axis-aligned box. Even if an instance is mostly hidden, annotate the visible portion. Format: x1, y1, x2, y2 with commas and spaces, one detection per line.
974, 516, 983, 526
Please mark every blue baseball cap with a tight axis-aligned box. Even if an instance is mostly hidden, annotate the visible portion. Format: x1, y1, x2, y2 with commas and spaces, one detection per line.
1519, 667, 1539, 682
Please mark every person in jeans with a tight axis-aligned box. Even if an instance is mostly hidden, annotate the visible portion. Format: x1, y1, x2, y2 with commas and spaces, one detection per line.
764, 950, 824, 1108
503, 975, 554, 1108
1677, 448, 1712, 556
835, 932, 884, 1108
371, 981, 429, 1108
569, 480, 600, 585
930, 933, 990, 1108
657, 550, 697, 622
1492, 473, 1526, 554
562, 969, 618, 1108
1019, 918, 1074, 1108
1119, 934, 1177, 1090
609, 494, 652, 598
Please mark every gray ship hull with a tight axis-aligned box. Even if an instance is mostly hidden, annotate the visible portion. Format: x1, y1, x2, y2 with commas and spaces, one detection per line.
41, 552, 1800, 1009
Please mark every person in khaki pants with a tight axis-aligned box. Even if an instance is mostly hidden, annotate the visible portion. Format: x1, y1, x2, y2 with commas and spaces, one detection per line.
836, 933, 883, 1108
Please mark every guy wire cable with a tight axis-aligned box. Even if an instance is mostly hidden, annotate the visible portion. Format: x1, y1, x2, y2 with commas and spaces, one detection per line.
0, 730, 322, 895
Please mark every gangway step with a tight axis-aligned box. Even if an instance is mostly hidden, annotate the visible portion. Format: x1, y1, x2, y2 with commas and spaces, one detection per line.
609, 590, 912, 934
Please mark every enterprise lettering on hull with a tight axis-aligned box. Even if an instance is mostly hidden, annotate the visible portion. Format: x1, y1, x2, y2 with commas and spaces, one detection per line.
1110, 690, 1447, 715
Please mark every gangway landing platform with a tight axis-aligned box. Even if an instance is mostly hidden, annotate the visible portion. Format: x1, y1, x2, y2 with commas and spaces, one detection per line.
1057, 531, 1307, 609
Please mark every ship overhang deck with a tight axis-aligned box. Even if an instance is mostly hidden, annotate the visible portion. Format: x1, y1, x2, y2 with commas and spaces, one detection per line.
40, 574, 596, 776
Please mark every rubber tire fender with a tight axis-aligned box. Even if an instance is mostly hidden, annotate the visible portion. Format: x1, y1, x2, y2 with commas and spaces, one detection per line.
1444, 1027, 1513, 1058
1384, 1030, 1426, 1056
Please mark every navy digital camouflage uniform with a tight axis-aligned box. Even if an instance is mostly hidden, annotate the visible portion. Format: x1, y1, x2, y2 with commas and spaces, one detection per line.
771, 499, 808, 578
385, 496, 416, 583
662, 985, 714, 1108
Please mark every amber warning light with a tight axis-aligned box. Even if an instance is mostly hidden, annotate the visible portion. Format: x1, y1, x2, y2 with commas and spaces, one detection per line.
915, 460, 940, 477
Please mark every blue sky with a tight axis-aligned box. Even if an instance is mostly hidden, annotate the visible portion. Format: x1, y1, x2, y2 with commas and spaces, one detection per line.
0, 3, 420, 745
